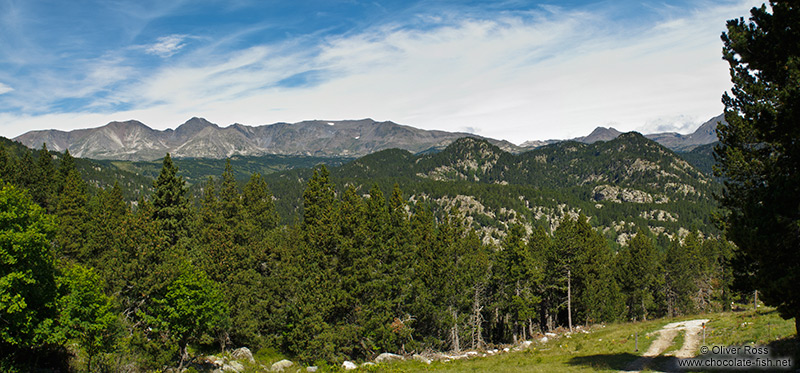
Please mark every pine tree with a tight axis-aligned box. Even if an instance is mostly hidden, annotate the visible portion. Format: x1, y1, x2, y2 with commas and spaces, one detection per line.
716, 0, 800, 334
31, 144, 56, 211
665, 234, 699, 316
55, 169, 89, 261
241, 172, 279, 242
494, 224, 542, 343
620, 230, 659, 321
151, 154, 192, 247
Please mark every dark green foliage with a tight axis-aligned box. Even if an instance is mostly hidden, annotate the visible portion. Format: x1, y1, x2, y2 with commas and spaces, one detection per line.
617, 230, 659, 321
716, 1, 800, 333
151, 154, 192, 247
678, 142, 718, 177
241, 172, 279, 240
491, 224, 542, 342
55, 169, 89, 260
665, 233, 700, 316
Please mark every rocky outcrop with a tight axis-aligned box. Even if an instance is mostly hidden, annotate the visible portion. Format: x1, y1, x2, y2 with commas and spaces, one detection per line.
375, 352, 404, 363
231, 347, 254, 363
270, 359, 293, 372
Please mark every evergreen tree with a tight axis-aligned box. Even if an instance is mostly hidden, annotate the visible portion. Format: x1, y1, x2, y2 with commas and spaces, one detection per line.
665, 234, 700, 316
55, 169, 89, 261
57, 149, 76, 194
86, 183, 129, 275
32, 144, 56, 210
620, 230, 659, 321
716, 0, 800, 334
151, 154, 192, 247
241, 172, 279, 242
493, 224, 542, 343
0, 146, 13, 181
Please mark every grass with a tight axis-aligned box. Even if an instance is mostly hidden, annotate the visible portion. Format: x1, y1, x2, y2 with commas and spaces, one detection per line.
363, 307, 796, 372
199, 307, 796, 372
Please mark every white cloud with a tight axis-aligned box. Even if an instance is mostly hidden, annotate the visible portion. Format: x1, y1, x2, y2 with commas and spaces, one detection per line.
0, 82, 13, 95
145, 34, 188, 58
0, 0, 765, 144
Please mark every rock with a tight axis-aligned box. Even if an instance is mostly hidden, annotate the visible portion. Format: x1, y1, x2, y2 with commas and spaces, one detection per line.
206, 355, 225, 367
375, 352, 404, 363
232, 347, 255, 363
503, 347, 510, 352
540, 336, 549, 343
270, 359, 293, 372
545, 332, 557, 337
342, 361, 357, 370
520, 341, 533, 349
465, 351, 479, 357
412, 354, 431, 364
223, 361, 244, 372
306, 367, 318, 372
361, 362, 376, 367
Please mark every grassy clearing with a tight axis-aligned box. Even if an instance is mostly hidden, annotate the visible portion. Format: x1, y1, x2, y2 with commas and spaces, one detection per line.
361, 308, 796, 372
201, 308, 796, 372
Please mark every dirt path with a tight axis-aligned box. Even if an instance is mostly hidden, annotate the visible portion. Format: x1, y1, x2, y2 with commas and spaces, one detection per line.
621, 319, 709, 372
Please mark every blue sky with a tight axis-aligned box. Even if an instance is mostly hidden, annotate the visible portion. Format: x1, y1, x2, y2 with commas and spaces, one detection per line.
0, 0, 763, 143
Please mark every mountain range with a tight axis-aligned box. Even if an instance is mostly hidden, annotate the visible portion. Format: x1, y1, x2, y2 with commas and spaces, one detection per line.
13, 115, 725, 161
520, 114, 724, 151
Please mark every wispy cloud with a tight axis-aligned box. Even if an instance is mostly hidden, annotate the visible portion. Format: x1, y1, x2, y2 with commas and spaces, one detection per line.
0, 82, 12, 95
145, 34, 189, 58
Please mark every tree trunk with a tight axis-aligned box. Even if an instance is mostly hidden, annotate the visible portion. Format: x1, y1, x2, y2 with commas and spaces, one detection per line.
567, 268, 573, 333
451, 308, 460, 353
754, 290, 758, 312
642, 297, 647, 322
178, 341, 188, 370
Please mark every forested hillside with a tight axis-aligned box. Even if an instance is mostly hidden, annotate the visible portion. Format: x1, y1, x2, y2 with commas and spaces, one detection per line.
266, 134, 721, 248
1, 136, 737, 371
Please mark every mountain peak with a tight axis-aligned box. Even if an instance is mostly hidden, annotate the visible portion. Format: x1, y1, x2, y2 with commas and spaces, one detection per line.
578, 126, 622, 143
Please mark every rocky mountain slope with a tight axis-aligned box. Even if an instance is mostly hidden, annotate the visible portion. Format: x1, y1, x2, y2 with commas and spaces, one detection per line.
644, 114, 724, 151
14, 118, 520, 161
265, 134, 720, 247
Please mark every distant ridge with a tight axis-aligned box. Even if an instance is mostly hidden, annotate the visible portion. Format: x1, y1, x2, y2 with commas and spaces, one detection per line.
14, 118, 520, 161
14, 114, 725, 160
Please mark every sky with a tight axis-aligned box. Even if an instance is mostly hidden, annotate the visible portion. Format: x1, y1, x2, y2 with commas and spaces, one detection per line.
0, 0, 764, 144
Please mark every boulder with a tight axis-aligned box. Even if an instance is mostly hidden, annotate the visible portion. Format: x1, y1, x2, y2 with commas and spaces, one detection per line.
412, 354, 431, 364
361, 362, 376, 367
375, 352, 404, 363
306, 367, 318, 372
232, 347, 255, 363
223, 361, 244, 372
342, 361, 358, 370
270, 359, 293, 372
